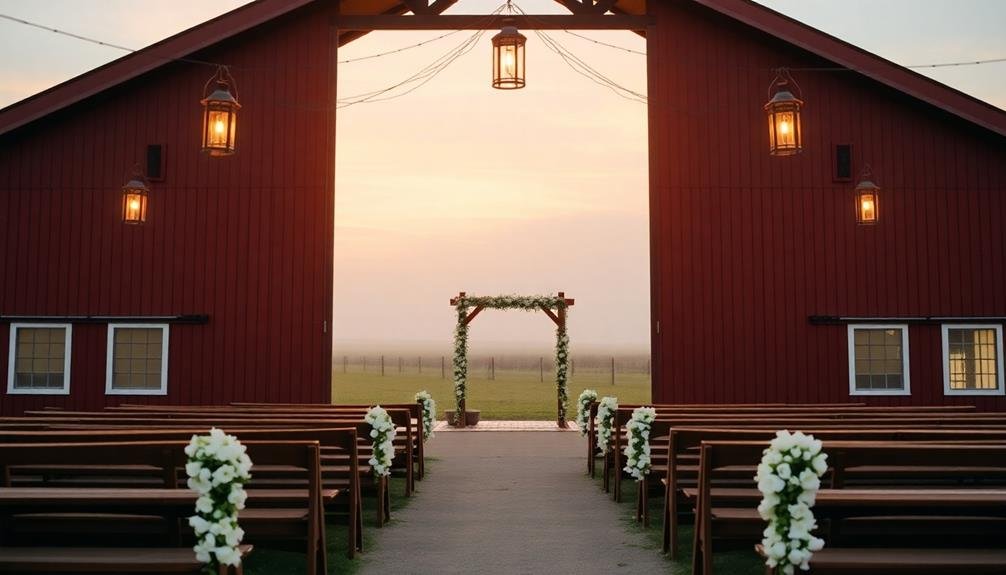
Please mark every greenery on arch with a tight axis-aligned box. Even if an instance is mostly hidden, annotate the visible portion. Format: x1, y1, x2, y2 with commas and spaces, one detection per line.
452, 294, 571, 425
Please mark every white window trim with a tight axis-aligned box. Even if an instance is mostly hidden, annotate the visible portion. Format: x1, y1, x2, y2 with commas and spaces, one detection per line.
105, 323, 169, 396
847, 324, 911, 396
941, 324, 1005, 396
6, 323, 72, 395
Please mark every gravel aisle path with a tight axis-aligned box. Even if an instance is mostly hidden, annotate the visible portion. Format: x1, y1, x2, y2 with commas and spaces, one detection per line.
358, 431, 666, 575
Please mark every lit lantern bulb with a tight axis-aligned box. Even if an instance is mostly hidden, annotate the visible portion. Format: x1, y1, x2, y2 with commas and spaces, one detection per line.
503, 49, 515, 77
779, 120, 790, 135
215, 120, 226, 135
130, 199, 141, 211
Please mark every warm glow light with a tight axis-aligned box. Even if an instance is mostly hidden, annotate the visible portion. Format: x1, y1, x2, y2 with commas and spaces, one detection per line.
492, 23, 526, 90
859, 194, 876, 222
121, 181, 148, 225
855, 171, 880, 224
764, 70, 803, 156
201, 67, 240, 157
502, 47, 516, 78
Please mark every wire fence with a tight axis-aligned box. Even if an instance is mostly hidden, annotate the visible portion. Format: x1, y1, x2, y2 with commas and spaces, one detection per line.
333, 353, 651, 385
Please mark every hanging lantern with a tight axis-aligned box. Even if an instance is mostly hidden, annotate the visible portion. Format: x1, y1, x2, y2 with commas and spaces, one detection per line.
201, 66, 240, 157
855, 165, 879, 224
491, 19, 526, 90
121, 167, 149, 225
764, 68, 803, 156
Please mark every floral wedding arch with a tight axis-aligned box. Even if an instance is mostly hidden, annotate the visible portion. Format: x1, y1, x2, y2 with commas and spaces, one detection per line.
450, 292, 574, 428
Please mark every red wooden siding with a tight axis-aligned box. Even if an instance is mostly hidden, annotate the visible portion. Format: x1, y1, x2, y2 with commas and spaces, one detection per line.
647, 1, 1006, 408
0, 3, 336, 414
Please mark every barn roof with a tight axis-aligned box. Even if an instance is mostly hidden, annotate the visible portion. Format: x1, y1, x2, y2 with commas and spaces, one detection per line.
0, 0, 1004, 138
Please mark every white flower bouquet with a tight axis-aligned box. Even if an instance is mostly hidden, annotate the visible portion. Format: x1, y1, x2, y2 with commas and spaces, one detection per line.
415, 390, 437, 441
575, 389, 598, 436
622, 406, 656, 480
185, 428, 253, 571
755, 430, 829, 574
594, 396, 618, 454
365, 406, 397, 478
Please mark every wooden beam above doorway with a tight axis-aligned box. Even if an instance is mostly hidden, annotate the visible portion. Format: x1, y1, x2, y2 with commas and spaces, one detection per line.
333, 14, 652, 31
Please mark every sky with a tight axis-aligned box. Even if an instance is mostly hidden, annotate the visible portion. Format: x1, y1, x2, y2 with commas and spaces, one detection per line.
0, 0, 1003, 355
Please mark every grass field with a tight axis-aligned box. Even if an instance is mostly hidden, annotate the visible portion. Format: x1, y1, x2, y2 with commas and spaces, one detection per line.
332, 369, 652, 420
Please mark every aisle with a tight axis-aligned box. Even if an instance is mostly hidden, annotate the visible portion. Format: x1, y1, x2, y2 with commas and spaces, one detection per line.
359, 431, 667, 575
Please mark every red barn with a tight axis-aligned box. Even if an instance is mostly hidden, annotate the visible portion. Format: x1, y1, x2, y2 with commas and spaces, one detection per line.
0, 0, 1004, 415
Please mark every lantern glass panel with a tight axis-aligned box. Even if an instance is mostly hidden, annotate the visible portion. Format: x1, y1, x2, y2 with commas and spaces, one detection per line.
122, 191, 147, 224
492, 29, 525, 89
202, 104, 237, 156
767, 104, 801, 155
857, 191, 878, 224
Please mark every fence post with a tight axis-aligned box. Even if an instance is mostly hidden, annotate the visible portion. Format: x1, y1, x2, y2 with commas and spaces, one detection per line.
491, 356, 495, 380
363, 357, 367, 372
381, 355, 385, 377
611, 357, 615, 386
398, 356, 402, 374
646, 358, 651, 376
441, 356, 445, 379
419, 356, 422, 374
539, 357, 544, 383
571, 358, 575, 377
343, 355, 347, 373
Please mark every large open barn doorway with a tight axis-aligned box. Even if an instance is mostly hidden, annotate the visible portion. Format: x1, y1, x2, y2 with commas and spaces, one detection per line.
331, 1, 652, 421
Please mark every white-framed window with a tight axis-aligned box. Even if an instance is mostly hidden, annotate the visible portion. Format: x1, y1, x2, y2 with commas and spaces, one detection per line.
105, 324, 169, 396
7, 323, 72, 395
847, 324, 910, 396
941, 324, 1004, 396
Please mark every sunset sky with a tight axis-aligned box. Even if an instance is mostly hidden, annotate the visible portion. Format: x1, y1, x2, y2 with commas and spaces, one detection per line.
0, 0, 1003, 354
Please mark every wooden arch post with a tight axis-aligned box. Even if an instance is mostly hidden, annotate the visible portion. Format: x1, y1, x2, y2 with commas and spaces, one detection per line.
449, 291, 575, 428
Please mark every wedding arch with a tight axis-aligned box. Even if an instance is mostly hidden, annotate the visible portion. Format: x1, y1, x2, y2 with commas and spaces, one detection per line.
450, 292, 575, 429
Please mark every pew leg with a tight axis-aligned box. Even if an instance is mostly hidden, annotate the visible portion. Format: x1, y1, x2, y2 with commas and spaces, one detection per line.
383, 475, 392, 523
661, 491, 672, 554
602, 452, 610, 493
376, 476, 386, 528
642, 477, 650, 528
635, 479, 644, 522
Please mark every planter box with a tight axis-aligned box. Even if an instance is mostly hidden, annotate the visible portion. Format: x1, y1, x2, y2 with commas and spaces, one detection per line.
443, 410, 481, 427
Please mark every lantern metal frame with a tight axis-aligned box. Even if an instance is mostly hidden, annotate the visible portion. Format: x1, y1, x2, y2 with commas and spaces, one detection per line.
121, 165, 150, 225
764, 68, 804, 156
491, 19, 526, 90
200, 66, 241, 157
855, 164, 880, 225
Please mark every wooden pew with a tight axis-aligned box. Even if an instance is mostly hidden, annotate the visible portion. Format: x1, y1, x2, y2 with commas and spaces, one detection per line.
0, 439, 330, 575
659, 427, 1006, 557
607, 410, 1006, 503
116, 402, 428, 481
0, 427, 364, 560
693, 441, 1006, 575
26, 407, 419, 498
1, 415, 398, 531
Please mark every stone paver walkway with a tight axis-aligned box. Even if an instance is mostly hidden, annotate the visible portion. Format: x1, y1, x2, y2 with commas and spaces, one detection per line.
358, 432, 667, 575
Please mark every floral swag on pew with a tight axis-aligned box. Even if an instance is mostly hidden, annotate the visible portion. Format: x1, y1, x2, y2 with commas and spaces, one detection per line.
576, 389, 598, 436
415, 390, 437, 441
365, 406, 397, 478
623, 406, 656, 480
755, 430, 828, 574
453, 294, 571, 425
594, 396, 618, 454
185, 428, 253, 572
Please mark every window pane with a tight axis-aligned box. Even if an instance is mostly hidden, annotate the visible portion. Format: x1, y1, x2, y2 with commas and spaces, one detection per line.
853, 328, 905, 391
947, 328, 1000, 391
110, 328, 164, 391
